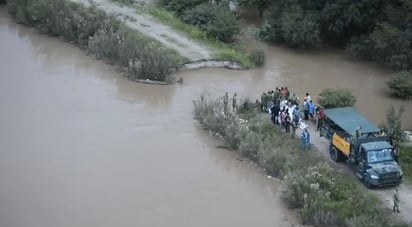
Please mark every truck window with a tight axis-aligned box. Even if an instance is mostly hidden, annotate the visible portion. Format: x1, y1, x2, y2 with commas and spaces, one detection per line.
366, 149, 393, 164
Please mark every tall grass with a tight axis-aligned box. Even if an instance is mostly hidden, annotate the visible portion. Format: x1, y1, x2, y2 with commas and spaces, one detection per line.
400, 144, 412, 183
193, 92, 410, 227
7, 0, 183, 83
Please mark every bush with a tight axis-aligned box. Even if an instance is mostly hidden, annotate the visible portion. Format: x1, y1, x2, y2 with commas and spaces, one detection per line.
249, 48, 265, 66
193, 92, 297, 177
7, 0, 181, 83
112, 0, 135, 5
318, 88, 356, 108
162, 0, 208, 16
399, 145, 412, 182
380, 105, 406, 143
387, 71, 412, 99
182, 2, 239, 43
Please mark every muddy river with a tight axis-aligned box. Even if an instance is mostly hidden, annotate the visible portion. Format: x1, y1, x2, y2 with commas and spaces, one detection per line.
0, 7, 411, 227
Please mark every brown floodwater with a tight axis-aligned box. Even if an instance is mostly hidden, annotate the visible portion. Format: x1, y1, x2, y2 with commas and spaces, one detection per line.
1, 5, 411, 227
0, 9, 296, 227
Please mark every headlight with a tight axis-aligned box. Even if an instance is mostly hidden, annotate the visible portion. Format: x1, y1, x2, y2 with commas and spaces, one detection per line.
370, 174, 379, 179
399, 170, 403, 177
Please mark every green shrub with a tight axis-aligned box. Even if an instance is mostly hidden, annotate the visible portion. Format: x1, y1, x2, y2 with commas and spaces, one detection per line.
7, 0, 181, 83
317, 88, 356, 108
387, 71, 412, 99
162, 0, 207, 15
249, 48, 265, 66
400, 145, 412, 182
111, 0, 135, 5
193, 92, 298, 177
182, 2, 239, 43
380, 105, 406, 143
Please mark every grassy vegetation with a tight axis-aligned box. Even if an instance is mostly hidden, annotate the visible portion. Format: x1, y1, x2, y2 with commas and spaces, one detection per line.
400, 144, 412, 183
7, 0, 183, 83
111, 0, 135, 6
193, 92, 410, 227
141, 6, 254, 68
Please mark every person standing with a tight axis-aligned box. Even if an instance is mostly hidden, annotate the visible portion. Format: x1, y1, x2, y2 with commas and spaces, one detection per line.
353, 126, 362, 139
301, 128, 311, 151
281, 107, 287, 129
393, 188, 400, 213
309, 100, 316, 121
285, 112, 291, 133
260, 92, 266, 112
293, 106, 300, 125
271, 102, 280, 125
303, 99, 310, 120
304, 92, 312, 102
223, 92, 229, 115
393, 143, 400, 163
232, 93, 237, 113
316, 107, 325, 131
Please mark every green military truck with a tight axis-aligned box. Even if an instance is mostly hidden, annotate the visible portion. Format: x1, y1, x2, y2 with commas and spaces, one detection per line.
320, 107, 403, 188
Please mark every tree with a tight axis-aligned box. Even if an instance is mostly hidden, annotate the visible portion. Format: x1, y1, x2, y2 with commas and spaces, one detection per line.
280, 6, 321, 48
382, 105, 405, 143
317, 88, 356, 108
237, 0, 271, 18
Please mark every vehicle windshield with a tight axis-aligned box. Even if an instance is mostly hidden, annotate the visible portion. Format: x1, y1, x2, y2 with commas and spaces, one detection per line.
367, 149, 394, 164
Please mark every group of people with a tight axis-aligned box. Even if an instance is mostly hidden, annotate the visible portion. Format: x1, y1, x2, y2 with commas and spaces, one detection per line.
258, 87, 324, 152
223, 92, 237, 115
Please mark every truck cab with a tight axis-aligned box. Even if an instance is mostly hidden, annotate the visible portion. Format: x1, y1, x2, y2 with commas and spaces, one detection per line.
320, 107, 403, 188
351, 139, 403, 188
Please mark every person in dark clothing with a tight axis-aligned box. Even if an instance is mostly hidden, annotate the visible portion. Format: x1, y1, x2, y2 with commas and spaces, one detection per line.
285, 112, 291, 133
393, 144, 400, 163
271, 103, 280, 125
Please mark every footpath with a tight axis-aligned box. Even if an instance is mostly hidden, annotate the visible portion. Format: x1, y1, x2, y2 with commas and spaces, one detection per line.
71, 0, 213, 60
299, 119, 412, 224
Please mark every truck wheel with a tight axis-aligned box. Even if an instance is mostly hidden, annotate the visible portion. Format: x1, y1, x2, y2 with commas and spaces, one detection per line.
330, 146, 343, 162
363, 174, 372, 189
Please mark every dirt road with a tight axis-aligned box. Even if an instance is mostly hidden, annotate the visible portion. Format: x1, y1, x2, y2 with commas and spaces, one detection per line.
71, 0, 213, 60
301, 121, 412, 224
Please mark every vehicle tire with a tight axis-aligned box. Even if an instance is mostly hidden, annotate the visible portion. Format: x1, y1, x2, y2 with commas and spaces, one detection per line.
330, 146, 343, 162
363, 173, 372, 189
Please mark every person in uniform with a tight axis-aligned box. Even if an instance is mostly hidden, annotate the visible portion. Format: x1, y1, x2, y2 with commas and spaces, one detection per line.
393, 143, 400, 163
260, 92, 266, 112
393, 188, 400, 213
353, 126, 362, 139
232, 93, 237, 113
223, 92, 229, 115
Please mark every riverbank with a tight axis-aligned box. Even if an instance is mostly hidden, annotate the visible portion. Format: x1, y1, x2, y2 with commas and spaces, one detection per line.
193, 93, 411, 226
71, 0, 250, 69
6, 0, 182, 83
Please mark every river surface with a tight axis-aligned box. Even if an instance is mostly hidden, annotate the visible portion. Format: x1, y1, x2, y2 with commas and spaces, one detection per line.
1, 6, 412, 227
0, 9, 296, 227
